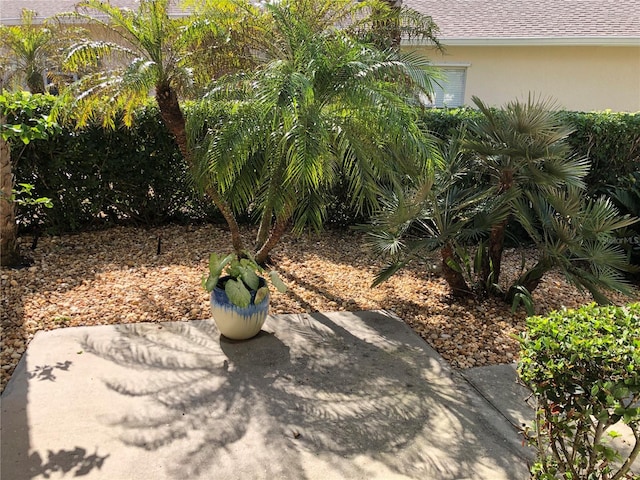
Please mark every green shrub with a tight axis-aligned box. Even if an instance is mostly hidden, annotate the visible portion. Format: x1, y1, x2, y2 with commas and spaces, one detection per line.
518, 303, 640, 480
420, 107, 482, 140
560, 111, 640, 194
13, 100, 220, 233
11, 102, 639, 235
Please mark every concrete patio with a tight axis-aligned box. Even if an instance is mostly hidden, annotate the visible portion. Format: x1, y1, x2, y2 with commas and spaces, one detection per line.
2, 310, 536, 479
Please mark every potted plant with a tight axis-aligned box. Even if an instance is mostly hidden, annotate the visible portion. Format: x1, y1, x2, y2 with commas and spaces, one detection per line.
203, 252, 287, 340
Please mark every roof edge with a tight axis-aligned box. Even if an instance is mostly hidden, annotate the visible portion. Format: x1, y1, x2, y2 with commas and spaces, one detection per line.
404, 37, 640, 47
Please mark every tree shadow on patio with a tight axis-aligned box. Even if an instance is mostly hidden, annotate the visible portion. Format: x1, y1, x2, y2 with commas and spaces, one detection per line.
80, 311, 530, 479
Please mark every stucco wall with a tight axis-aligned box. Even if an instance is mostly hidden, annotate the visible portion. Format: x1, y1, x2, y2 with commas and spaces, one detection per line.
411, 45, 640, 112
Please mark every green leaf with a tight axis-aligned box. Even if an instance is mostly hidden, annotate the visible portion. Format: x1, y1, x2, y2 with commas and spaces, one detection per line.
269, 271, 287, 293
225, 278, 251, 308
209, 252, 233, 278
203, 273, 218, 292
254, 286, 269, 305
445, 256, 462, 273
240, 267, 260, 291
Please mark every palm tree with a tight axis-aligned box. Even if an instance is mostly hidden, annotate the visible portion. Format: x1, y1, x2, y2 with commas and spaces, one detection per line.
363, 0, 440, 52
60, 0, 256, 253
464, 95, 591, 288
509, 186, 637, 303
0, 9, 52, 93
366, 95, 637, 306
190, 0, 439, 264
364, 129, 505, 297
0, 9, 82, 93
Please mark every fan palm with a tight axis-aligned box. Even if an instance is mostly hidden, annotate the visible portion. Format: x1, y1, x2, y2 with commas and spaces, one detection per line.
510, 187, 637, 303
364, 128, 506, 297
190, 0, 439, 264
465, 95, 591, 287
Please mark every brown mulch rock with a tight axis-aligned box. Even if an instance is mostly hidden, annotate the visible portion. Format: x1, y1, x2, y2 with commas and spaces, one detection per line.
1, 224, 638, 393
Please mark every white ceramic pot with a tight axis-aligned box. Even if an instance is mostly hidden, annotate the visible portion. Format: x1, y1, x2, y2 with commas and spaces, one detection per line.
210, 276, 269, 340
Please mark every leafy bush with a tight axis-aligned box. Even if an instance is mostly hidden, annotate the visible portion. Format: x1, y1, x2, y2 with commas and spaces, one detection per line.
11, 100, 639, 235
13, 100, 220, 233
518, 303, 640, 480
560, 111, 640, 194
420, 107, 482, 140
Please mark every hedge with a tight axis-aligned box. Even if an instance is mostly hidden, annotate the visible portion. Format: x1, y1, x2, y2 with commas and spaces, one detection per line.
6, 97, 640, 234
9, 102, 220, 233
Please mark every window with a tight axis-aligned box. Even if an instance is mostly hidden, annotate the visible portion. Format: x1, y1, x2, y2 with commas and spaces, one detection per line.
429, 64, 469, 108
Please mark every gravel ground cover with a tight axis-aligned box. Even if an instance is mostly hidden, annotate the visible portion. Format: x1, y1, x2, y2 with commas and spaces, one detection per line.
2, 223, 638, 393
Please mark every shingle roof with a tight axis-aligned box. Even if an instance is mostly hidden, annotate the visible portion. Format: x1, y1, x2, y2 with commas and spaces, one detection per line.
405, 0, 640, 45
0, 0, 190, 25
3, 0, 640, 45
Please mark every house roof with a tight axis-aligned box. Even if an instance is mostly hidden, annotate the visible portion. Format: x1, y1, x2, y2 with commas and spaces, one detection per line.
3, 0, 640, 46
0, 1, 191, 25
405, 0, 640, 46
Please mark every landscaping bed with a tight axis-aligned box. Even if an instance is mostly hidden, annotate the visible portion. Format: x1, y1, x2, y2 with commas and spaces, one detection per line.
1, 223, 637, 393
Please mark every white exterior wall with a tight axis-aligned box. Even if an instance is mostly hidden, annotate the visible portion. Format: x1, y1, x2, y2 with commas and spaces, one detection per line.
410, 44, 640, 112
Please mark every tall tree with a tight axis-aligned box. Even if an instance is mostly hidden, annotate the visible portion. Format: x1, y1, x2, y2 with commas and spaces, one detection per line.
61, 0, 256, 253
190, 0, 439, 264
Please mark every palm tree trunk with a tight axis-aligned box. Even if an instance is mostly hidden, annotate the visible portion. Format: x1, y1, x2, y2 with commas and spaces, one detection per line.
481, 169, 514, 289
255, 154, 287, 249
441, 242, 472, 298
255, 217, 289, 265
255, 206, 273, 250
0, 132, 20, 267
481, 219, 507, 287
155, 84, 245, 255
26, 72, 45, 95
